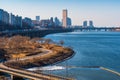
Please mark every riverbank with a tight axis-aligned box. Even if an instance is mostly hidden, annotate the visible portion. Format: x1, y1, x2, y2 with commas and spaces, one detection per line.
0, 28, 73, 38
5, 44, 74, 69
0, 36, 74, 69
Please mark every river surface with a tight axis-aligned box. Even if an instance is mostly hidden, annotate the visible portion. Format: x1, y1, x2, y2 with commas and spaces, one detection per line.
29, 31, 120, 80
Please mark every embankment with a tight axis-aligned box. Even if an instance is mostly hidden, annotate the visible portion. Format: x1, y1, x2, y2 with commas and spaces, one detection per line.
3, 44, 75, 69
0, 28, 73, 38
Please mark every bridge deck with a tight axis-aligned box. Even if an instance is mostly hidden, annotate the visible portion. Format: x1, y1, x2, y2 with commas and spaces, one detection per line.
0, 64, 73, 80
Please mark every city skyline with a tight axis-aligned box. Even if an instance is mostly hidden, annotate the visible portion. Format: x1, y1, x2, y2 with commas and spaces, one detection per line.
0, 0, 120, 27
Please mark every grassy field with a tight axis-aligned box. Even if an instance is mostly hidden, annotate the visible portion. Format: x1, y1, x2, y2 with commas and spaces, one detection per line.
0, 35, 74, 69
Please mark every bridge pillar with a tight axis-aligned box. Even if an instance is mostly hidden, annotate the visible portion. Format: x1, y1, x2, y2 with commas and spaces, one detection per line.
10, 75, 25, 80
11, 74, 14, 80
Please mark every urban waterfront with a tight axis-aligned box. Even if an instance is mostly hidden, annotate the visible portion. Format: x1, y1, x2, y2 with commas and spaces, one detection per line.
38, 31, 120, 80
0, 0, 120, 79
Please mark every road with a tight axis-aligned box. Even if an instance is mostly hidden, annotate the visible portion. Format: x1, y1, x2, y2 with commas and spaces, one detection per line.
0, 48, 73, 80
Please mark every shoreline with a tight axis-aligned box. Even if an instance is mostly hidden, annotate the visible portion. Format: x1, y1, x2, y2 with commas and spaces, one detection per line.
0, 35, 75, 69
0, 28, 73, 38
0, 34, 75, 79
3, 44, 75, 69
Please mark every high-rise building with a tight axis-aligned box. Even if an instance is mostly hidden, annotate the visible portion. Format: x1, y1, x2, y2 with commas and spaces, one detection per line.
0, 9, 9, 25
36, 16, 40, 21
89, 20, 94, 27
49, 17, 54, 26
23, 17, 32, 27
16, 15, 22, 27
83, 21, 87, 27
32, 16, 40, 26
55, 17, 60, 26
3, 11, 9, 24
0, 9, 3, 24
62, 9, 67, 28
9, 13, 16, 26
67, 17, 72, 27
9, 13, 22, 27
50, 17, 53, 22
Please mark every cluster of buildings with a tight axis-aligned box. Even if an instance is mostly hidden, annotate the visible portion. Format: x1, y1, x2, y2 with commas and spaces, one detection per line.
32, 16, 62, 28
32, 9, 72, 28
0, 8, 94, 30
10, 13, 22, 27
0, 9, 33, 28
0, 8, 72, 30
62, 9, 94, 28
83, 20, 94, 28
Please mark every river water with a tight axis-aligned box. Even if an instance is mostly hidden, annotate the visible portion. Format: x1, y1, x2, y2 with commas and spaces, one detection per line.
29, 31, 120, 80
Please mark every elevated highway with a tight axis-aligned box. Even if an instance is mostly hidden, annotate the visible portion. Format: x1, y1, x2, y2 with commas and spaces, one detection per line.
0, 63, 73, 80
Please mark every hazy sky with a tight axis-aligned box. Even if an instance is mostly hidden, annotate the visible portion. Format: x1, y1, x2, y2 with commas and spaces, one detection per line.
0, 0, 120, 27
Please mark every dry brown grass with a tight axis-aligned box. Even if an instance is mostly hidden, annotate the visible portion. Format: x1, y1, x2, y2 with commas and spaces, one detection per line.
11, 53, 26, 59
0, 76, 8, 80
5, 43, 74, 68
0, 36, 74, 68
0, 35, 44, 59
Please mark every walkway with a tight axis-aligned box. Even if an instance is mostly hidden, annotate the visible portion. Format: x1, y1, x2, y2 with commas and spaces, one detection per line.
0, 48, 73, 80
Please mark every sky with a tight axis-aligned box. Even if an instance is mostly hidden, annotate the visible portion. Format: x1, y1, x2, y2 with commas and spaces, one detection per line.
0, 0, 120, 27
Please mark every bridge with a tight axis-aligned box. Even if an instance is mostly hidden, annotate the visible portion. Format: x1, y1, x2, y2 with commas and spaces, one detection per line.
0, 63, 73, 80
0, 49, 74, 80
0, 27, 120, 38
72, 27, 120, 32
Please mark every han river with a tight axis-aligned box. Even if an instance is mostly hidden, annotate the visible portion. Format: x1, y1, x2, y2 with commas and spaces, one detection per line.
30, 31, 120, 80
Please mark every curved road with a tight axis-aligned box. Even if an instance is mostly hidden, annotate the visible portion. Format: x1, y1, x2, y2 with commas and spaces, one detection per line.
0, 48, 74, 80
